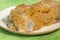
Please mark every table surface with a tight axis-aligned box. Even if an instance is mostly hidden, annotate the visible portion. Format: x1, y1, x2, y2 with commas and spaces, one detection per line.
0, 0, 60, 40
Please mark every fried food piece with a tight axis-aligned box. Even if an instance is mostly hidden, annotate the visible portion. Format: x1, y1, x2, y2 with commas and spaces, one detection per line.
32, 0, 60, 31
9, 0, 60, 32
9, 4, 34, 32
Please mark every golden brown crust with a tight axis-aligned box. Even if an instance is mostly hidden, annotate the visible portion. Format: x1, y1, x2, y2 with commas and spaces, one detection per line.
9, 0, 60, 32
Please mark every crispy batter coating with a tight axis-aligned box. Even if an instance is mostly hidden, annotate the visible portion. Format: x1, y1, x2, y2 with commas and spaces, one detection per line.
9, 0, 60, 32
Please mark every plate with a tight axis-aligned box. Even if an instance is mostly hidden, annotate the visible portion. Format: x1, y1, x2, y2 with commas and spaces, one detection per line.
0, 6, 60, 35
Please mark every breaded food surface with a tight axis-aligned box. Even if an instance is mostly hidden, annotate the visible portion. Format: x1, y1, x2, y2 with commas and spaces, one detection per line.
8, 0, 60, 32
